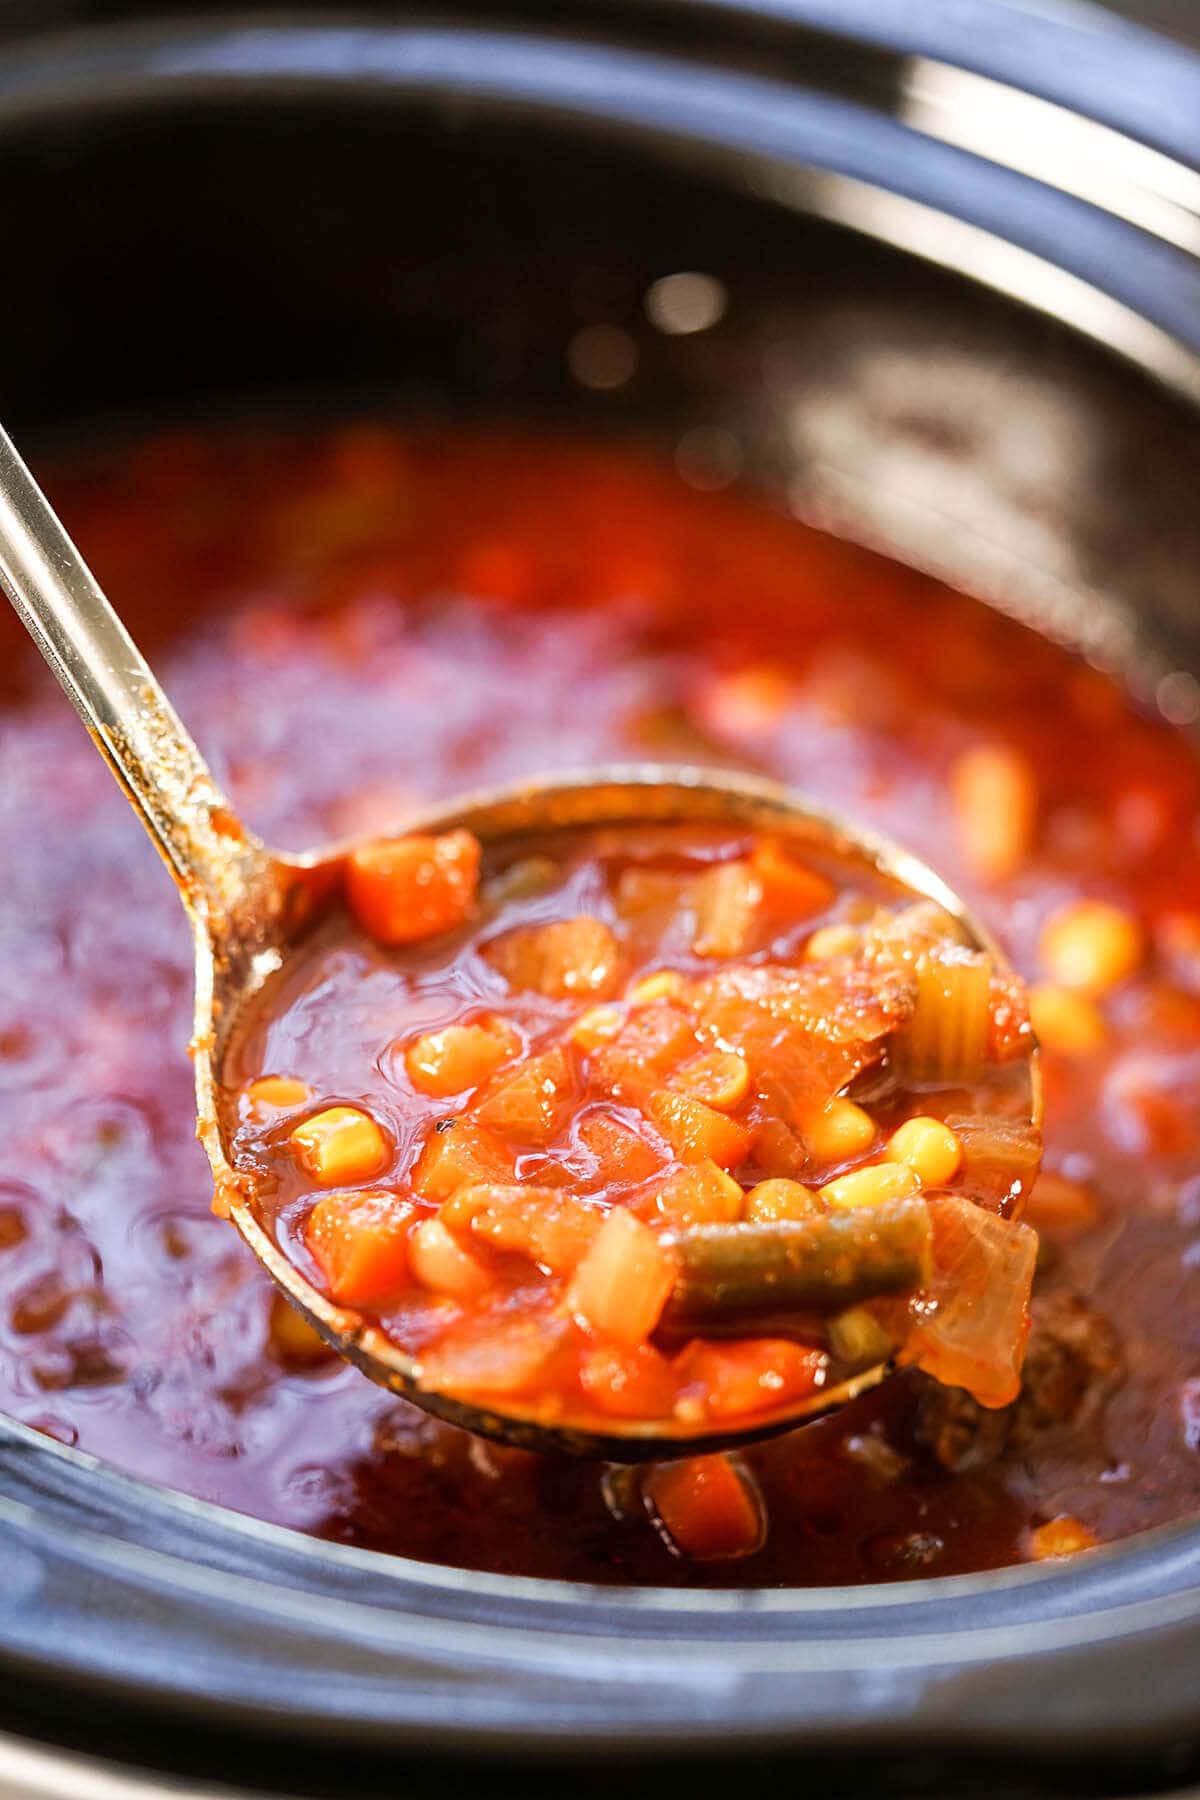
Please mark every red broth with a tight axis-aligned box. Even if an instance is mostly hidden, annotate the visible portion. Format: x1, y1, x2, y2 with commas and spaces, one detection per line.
0, 422, 1197, 1584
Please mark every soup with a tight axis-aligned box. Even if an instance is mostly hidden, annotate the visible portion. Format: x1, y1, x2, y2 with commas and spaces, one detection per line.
0, 422, 1196, 1584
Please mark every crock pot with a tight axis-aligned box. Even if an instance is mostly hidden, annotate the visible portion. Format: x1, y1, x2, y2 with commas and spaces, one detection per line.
2, 2, 1200, 1793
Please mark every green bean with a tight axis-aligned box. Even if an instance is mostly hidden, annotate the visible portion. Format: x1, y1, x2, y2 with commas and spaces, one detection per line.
660, 1198, 931, 1337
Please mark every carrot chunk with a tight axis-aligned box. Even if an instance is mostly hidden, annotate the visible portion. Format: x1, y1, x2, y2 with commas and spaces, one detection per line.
647, 1090, 752, 1169
653, 1160, 745, 1227
646, 1455, 765, 1560
441, 1182, 601, 1275
669, 1048, 750, 1113
473, 1047, 574, 1146
676, 1338, 825, 1419
580, 1341, 680, 1420
692, 859, 765, 958
591, 1000, 699, 1099
289, 1107, 390, 1186
346, 828, 480, 946
419, 1315, 567, 1398
403, 1019, 519, 1097
410, 1118, 513, 1201
567, 1208, 678, 1346
575, 1110, 665, 1186
305, 1189, 414, 1306
751, 838, 836, 918
485, 916, 620, 998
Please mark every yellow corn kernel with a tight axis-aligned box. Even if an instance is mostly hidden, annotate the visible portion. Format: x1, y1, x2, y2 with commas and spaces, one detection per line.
950, 743, 1038, 883
1040, 899, 1142, 995
669, 1048, 750, 1113
804, 923, 859, 962
820, 1163, 920, 1211
805, 1098, 876, 1164
1028, 1515, 1098, 1561
884, 1116, 962, 1187
1028, 983, 1107, 1057
288, 1107, 390, 1186
827, 1305, 896, 1366
744, 1178, 821, 1222
569, 1004, 624, 1053
628, 970, 685, 1005
244, 1075, 312, 1119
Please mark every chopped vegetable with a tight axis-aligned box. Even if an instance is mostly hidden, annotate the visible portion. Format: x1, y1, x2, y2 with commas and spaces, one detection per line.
1028, 983, 1107, 1057
289, 1107, 390, 1186
744, 1178, 821, 1222
305, 1188, 413, 1305
410, 1117, 514, 1201
403, 1019, 520, 1097
485, 916, 621, 998
804, 1097, 876, 1165
346, 828, 480, 946
568, 1208, 678, 1346
647, 1089, 752, 1169
660, 1198, 932, 1335
899, 950, 992, 1084
674, 1340, 826, 1420
441, 1182, 601, 1274
652, 1160, 745, 1227
951, 743, 1037, 883
243, 1075, 312, 1119
884, 1116, 962, 1187
820, 1163, 920, 1210
473, 1047, 574, 1146
898, 1196, 1037, 1408
646, 1453, 766, 1559
408, 1216, 492, 1299
1040, 899, 1142, 996
1027, 1515, 1098, 1560
669, 1048, 750, 1113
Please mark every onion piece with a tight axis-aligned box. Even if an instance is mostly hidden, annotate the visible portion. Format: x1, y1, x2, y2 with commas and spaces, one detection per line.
899, 1196, 1037, 1408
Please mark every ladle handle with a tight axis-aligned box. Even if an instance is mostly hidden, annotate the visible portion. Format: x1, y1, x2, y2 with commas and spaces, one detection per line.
0, 421, 267, 922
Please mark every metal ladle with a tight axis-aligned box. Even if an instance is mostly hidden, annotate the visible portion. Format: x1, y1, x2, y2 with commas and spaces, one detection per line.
0, 421, 1040, 1461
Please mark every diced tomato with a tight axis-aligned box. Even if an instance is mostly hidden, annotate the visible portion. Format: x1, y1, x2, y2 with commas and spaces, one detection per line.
676, 1338, 825, 1419
345, 828, 481, 946
305, 1189, 414, 1307
485, 917, 620, 998
579, 1341, 679, 1419
473, 1047, 574, 1146
410, 1118, 514, 1201
440, 1182, 601, 1275
567, 1208, 678, 1346
646, 1090, 751, 1169
646, 1454, 765, 1560
575, 1110, 665, 1186
653, 1160, 745, 1227
590, 1000, 699, 1100
403, 1018, 520, 1097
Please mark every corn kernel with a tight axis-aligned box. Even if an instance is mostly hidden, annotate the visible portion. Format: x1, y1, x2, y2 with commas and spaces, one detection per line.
288, 1107, 390, 1186
827, 1305, 896, 1366
1040, 899, 1142, 995
1028, 1515, 1098, 1560
950, 743, 1037, 883
628, 970, 685, 1005
1028, 983, 1107, 1057
569, 1005, 624, 1052
804, 923, 859, 962
884, 1116, 962, 1187
805, 1098, 876, 1164
243, 1075, 311, 1120
744, 1178, 820, 1222
820, 1163, 920, 1211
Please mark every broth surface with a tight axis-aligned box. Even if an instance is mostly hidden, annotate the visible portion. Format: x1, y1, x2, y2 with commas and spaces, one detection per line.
1, 423, 1198, 1584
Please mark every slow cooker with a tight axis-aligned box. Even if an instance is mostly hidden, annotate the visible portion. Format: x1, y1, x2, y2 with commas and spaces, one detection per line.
2, 1, 1200, 1792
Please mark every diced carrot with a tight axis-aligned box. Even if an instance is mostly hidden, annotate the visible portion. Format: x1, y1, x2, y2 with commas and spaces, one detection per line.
305, 1189, 414, 1306
485, 917, 620, 998
410, 1118, 514, 1201
403, 1018, 520, 1097
575, 1110, 665, 1185
345, 828, 481, 946
408, 1216, 492, 1299
669, 1048, 750, 1112
692, 859, 764, 958
647, 1090, 752, 1169
591, 1000, 698, 1099
440, 1182, 601, 1275
751, 838, 836, 919
1028, 1515, 1098, 1560
653, 1160, 745, 1227
646, 1455, 765, 1560
676, 1338, 825, 1419
242, 1075, 312, 1121
580, 1342, 680, 1419
473, 1047, 574, 1146
289, 1107, 390, 1186
419, 1314, 567, 1398
567, 1208, 678, 1346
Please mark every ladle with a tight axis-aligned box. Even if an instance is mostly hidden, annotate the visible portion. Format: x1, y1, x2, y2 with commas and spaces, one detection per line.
0, 421, 1040, 1460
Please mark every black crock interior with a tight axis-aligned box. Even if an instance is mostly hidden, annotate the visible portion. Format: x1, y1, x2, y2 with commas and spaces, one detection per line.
2, 5, 1200, 1792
